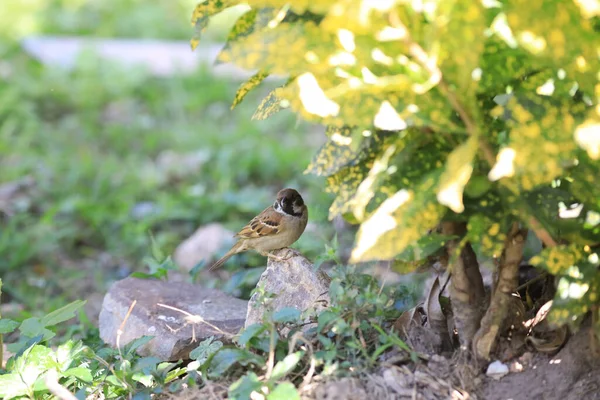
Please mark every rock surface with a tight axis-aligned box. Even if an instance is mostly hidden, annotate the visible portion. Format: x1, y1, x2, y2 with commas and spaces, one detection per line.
0, 176, 35, 215
173, 223, 235, 271
99, 277, 247, 361
245, 248, 331, 329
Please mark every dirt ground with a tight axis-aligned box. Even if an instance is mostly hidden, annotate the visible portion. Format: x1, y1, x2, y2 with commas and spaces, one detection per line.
160, 323, 599, 400
158, 261, 600, 400
479, 326, 600, 400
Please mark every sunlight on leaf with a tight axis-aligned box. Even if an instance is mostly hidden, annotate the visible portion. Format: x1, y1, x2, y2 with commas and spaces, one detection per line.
574, 119, 600, 160
297, 73, 340, 117
351, 189, 411, 261
352, 144, 398, 221
557, 278, 589, 300
337, 28, 356, 52
488, 147, 516, 181
351, 170, 445, 262
573, 0, 600, 18
374, 100, 407, 131
436, 136, 478, 213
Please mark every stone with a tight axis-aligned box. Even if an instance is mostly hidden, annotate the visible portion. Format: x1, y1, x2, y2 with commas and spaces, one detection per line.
99, 277, 247, 361
486, 360, 510, 380
0, 175, 35, 215
173, 223, 235, 271
314, 377, 367, 400
245, 248, 330, 329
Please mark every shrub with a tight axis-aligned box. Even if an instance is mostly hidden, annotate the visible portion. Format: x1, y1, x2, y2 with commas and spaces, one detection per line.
191, 0, 600, 359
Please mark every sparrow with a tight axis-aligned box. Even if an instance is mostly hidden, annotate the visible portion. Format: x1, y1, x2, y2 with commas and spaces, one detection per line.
209, 188, 308, 271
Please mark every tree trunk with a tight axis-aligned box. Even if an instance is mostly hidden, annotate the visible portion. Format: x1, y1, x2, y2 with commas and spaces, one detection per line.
442, 221, 486, 349
473, 224, 527, 360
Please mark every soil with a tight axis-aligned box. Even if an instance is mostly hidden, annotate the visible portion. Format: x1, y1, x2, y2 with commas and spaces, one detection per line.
157, 324, 600, 400
480, 325, 600, 400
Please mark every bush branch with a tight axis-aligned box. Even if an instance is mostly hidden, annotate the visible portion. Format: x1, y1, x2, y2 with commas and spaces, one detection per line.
472, 224, 527, 360
389, 11, 557, 248
442, 221, 486, 348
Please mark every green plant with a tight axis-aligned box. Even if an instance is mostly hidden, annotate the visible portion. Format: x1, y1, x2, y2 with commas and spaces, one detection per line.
185, 262, 418, 399
191, 0, 600, 361
0, 36, 326, 314
130, 234, 179, 281
0, 298, 198, 399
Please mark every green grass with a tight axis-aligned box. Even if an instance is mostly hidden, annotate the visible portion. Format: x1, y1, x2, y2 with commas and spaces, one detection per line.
0, 37, 334, 313
0, 3, 425, 399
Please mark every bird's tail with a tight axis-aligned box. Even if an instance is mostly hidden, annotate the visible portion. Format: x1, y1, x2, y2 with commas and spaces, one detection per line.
209, 242, 243, 271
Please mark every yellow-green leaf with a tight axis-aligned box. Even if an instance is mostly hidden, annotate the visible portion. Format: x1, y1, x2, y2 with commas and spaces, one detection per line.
215, 8, 280, 64
217, 21, 337, 74
542, 248, 600, 328
305, 126, 364, 177
350, 170, 445, 263
191, 0, 237, 50
323, 130, 417, 220
231, 70, 269, 110
504, 0, 599, 93
436, 0, 486, 103
252, 86, 286, 120
467, 214, 509, 259
242, 0, 336, 14
488, 77, 590, 190
529, 244, 585, 275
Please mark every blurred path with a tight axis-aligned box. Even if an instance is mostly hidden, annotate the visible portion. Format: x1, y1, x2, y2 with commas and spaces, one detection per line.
21, 36, 280, 80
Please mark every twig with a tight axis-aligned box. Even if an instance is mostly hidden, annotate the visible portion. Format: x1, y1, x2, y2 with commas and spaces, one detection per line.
265, 326, 276, 379
116, 300, 137, 360
156, 303, 233, 339
378, 261, 390, 297
358, 327, 368, 350
389, 9, 557, 249
289, 332, 317, 392
515, 271, 548, 293
93, 355, 133, 392
45, 370, 78, 400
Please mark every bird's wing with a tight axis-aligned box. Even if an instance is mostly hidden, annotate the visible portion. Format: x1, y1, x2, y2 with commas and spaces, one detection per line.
235, 206, 281, 239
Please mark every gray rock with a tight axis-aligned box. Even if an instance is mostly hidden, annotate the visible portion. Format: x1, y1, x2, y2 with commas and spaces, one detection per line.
486, 360, 509, 380
0, 175, 35, 215
130, 201, 159, 220
245, 248, 331, 329
99, 277, 247, 361
173, 223, 235, 271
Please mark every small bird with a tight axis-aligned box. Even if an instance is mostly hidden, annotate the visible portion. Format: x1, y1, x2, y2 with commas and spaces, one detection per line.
209, 188, 308, 271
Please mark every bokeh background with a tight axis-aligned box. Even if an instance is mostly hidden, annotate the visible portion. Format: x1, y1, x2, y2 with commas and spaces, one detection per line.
0, 0, 342, 322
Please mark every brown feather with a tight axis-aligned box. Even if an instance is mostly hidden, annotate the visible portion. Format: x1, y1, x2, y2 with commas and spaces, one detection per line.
209, 241, 245, 271
235, 206, 282, 239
